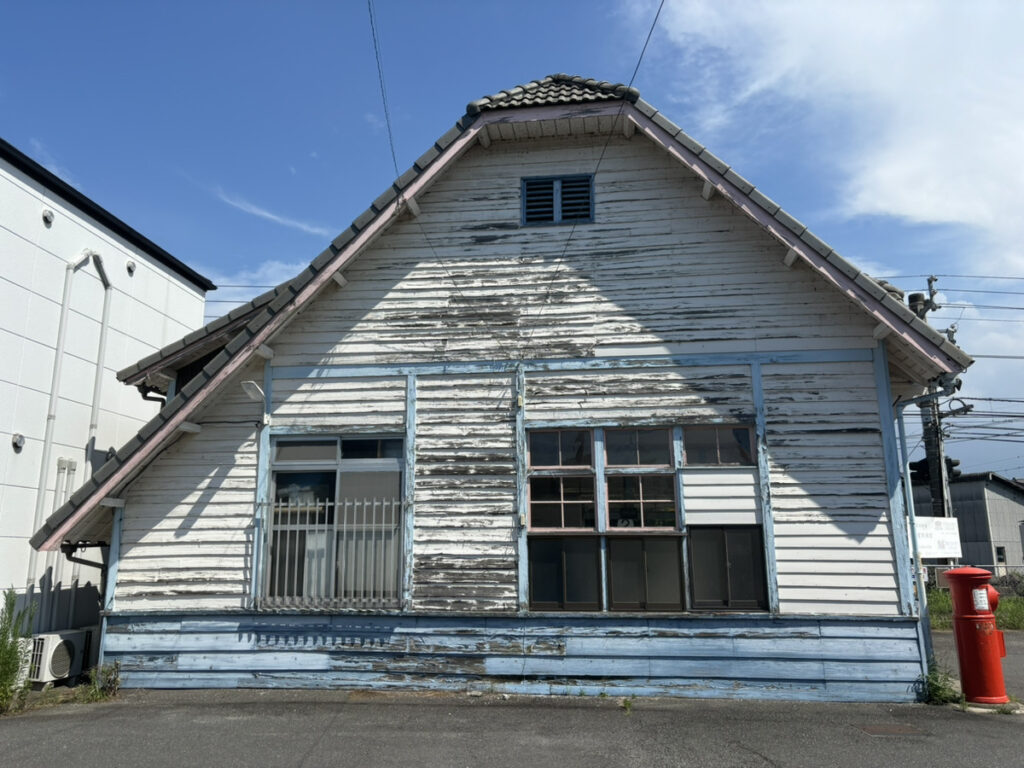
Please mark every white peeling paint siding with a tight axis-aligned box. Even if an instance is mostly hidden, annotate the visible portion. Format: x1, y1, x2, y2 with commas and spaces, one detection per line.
112, 131, 902, 618
0, 156, 206, 626
272, 136, 877, 367
413, 373, 517, 611
762, 361, 899, 614
116, 365, 261, 611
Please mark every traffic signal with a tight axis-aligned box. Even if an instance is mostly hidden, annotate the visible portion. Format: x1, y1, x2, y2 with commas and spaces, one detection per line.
909, 458, 930, 485
945, 457, 962, 480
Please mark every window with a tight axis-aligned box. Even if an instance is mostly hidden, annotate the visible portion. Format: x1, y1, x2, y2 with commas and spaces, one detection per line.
526, 426, 765, 613
263, 437, 404, 609
996, 546, 1007, 564
688, 526, 768, 610
522, 175, 593, 225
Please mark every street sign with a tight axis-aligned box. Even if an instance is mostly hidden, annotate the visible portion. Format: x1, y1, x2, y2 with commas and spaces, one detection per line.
915, 516, 962, 558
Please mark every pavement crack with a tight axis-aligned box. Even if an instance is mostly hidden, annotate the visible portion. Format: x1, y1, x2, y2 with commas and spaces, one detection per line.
295, 705, 345, 768
732, 742, 782, 768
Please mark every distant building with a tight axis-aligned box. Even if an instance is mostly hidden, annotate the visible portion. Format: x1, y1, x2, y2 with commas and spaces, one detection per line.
0, 138, 215, 632
913, 472, 1024, 572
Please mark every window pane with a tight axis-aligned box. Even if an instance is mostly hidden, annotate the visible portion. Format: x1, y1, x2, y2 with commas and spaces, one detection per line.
725, 527, 767, 609
531, 504, 562, 528
689, 527, 728, 608
638, 429, 670, 465
560, 430, 592, 466
609, 502, 641, 528
528, 539, 562, 606
684, 429, 718, 464
563, 503, 595, 528
275, 440, 336, 462
607, 475, 640, 500
530, 476, 561, 502
341, 439, 378, 459
641, 475, 674, 500
605, 429, 637, 465
562, 477, 594, 502
643, 502, 676, 528
719, 428, 753, 465
645, 538, 683, 609
339, 471, 400, 501
608, 538, 644, 610
380, 439, 404, 459
563, 538, 599, 608
529, 432, 559, 466
275, 471, 336, 504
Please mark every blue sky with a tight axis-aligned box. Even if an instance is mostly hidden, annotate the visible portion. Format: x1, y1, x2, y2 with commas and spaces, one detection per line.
3, 1, 1024, 477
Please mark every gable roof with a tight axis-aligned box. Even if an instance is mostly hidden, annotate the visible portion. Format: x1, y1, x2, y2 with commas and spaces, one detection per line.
31, 73, 973, 551
0, 137, 216, 293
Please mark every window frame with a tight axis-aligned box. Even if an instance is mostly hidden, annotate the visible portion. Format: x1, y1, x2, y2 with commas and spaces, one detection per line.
525, 424, 767, 614
521, 174, 594, 226
261, 435, 406, 610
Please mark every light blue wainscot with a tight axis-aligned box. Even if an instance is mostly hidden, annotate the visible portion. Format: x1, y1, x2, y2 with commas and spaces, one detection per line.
103, 612, 924, 702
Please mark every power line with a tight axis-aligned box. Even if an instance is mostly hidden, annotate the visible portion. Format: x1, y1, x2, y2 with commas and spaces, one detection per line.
879, 273, 1024, 281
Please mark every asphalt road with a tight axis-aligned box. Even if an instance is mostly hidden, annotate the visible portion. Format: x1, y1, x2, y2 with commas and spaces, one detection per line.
2, 632, 1020, 768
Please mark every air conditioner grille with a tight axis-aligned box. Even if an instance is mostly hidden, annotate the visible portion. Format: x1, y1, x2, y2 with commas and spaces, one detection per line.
49, 639, 75, 679
29, 637, 45, 679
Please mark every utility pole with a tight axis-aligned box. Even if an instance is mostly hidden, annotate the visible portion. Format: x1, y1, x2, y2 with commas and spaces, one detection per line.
919, 397, 953, 518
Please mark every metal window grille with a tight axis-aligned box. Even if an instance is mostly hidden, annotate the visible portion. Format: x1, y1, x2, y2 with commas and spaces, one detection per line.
259, 497, 402, 610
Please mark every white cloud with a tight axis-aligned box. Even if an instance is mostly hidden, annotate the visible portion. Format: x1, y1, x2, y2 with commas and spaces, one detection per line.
29, 138, 78, 186
215, 188, 332, 237
637, 0, 1024, 274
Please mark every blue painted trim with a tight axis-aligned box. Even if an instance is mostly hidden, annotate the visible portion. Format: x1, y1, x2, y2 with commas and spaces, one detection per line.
873, 343, 914, 618
166, 379, 176, 400
98, 507, 123, 667
251, 362, 272, 608
403, 374, 417, 610
515, 366, 528, 610
271, 349, 874, 381
750, 363, 779, 614
104, 508, 123, 613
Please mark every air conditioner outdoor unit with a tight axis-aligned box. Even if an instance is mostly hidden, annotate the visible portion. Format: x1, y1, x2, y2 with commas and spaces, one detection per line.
27, 629, 92, 684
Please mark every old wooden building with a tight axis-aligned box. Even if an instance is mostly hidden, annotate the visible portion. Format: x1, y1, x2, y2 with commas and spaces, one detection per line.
32, 75, 971, 700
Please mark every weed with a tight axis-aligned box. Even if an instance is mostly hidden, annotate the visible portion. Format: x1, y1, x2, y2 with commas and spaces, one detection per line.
74, 662, 121, 704
599, 691, 608, 698
0, 589, 34, 715
926, 589, 953, 630
577, 688, 584, 697
921, 656, 961, 705
621, 695, 635, 715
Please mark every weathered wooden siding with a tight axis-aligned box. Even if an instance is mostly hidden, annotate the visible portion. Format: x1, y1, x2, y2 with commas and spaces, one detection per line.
413, 374, 517, 611
523, 366, 753, 424
271, 374, 406, 430
762, 361, 899, 614
115, 364, 262, 611
103, 613, 923, 702
270, 135, 877, 368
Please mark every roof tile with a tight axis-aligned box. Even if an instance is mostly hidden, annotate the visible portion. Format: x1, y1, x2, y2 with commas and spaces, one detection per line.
799, 230, 833, 258
748, 188, 780, 215
698, 150, 730, 177
723, 169, 755, 196
675, 130, 705, 156
773, 209, 807, 236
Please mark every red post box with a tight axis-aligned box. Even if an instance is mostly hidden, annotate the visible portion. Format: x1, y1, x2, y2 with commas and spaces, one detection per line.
944, 566, 1009, 704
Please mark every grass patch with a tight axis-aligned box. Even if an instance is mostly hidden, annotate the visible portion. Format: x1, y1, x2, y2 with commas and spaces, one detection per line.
0, 589, 34, 715
922, 656, 962, 705
927, 588, 1024, 631
73, 663, 121, 704
927, 589, 953, 630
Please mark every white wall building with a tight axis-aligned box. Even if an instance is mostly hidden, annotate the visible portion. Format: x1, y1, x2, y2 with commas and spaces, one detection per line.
0, 137, 214, 632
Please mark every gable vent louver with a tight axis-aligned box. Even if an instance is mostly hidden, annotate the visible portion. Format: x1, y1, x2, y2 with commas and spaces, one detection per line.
523, 175, 593, 225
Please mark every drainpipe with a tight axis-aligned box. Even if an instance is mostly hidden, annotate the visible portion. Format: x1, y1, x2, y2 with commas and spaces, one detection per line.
86, 253, 112, 469
895, 374, 961, 673
27, 251, 93, 608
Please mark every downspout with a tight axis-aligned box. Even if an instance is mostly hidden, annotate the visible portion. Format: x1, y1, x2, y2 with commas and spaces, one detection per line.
27, 251, 93, 607
66, 256, 113, 626
895, 374, 961, 676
